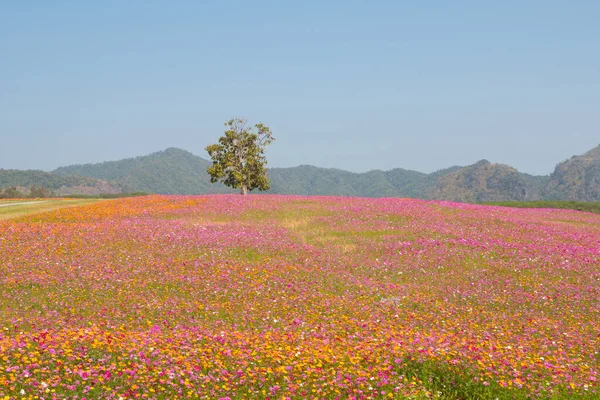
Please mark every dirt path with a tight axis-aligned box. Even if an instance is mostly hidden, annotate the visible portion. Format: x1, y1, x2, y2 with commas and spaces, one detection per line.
0, 201, 48, 208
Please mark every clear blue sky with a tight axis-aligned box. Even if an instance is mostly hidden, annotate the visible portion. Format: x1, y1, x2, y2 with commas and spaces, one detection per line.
1, 1, 598, 175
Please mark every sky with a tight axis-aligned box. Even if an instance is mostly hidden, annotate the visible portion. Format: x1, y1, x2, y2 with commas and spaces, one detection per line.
1, 1, 599, 175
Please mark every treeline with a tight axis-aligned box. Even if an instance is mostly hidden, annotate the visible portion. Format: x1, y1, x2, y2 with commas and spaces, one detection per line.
0, 169, 100, 189
0, 186, 53, 199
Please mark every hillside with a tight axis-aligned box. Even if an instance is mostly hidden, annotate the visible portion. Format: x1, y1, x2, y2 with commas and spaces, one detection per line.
2, 144, 599, 201
543, 145, 600, 201
53, 150, 459, 198
53, 148, 234, 195
429, 160, 547, 202
0, 169, 121, 195
267, 165, 428, 197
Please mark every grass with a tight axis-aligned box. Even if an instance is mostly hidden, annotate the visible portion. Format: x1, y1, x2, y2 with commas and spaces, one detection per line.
398, 359, 598, 400
482, 200, 600, 214
0, 198, 104, 220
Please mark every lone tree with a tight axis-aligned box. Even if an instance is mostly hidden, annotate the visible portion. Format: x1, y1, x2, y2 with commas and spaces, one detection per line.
205, 117, 275, 195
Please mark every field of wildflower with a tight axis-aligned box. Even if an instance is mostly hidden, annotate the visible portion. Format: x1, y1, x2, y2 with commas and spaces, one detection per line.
0, 195, 599, 399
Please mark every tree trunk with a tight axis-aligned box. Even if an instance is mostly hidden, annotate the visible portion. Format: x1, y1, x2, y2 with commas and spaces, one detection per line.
241, 184, 248, 195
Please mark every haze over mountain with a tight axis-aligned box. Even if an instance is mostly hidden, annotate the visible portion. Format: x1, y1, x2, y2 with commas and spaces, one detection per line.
1, 145, 599, 201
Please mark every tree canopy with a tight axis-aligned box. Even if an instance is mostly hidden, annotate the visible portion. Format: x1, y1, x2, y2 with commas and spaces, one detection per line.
205, 118, 275, 195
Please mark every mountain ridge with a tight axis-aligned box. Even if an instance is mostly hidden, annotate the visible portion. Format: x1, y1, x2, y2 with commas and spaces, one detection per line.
543, 144, 600, 201
2, 144, 599, 201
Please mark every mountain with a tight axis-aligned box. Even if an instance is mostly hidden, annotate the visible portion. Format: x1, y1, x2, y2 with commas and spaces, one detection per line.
543, 145, 600, 201
0, 169, 121, 195
429, 160, 548, 202
2, 145, 599, 201
53, 148, 235, 195
402, 166, 464, 198
54, 149, 452, 198
267, 166, 428, 197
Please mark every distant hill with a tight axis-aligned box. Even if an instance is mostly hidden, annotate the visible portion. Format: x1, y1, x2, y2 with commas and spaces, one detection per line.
267, 165, 428, 197
2, 144, 599, 201
53, 148, 234, 195
543, 145, 600, 201
429, 160, 548, 202
53, 149, 456, 198
0, 169, 121, 195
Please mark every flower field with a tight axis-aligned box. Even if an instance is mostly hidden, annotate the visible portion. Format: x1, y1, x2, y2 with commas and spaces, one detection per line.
1, 195, 599, 399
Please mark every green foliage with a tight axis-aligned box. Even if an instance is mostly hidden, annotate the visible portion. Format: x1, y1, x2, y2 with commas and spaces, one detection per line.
28, 185, 53, 198
0, 185, 53, 198
205, 118, 275, 195
398, 360, 531, 400
0, 186, 25, 198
